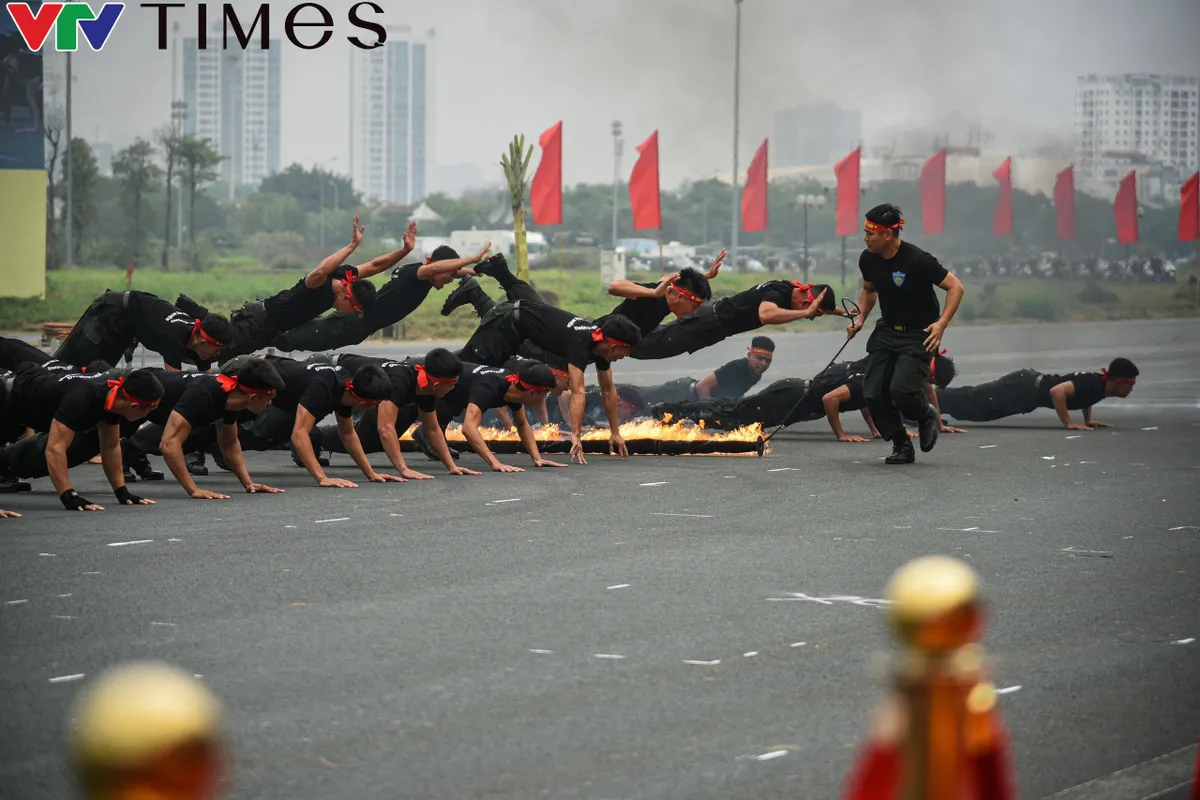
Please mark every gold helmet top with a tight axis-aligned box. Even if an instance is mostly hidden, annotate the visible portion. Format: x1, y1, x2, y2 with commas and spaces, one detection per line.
70, 662, 221, 773
886, 556, 982, 650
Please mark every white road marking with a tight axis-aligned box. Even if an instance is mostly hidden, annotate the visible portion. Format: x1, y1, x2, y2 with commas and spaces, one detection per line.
606, 584, 630, 590
1047, 744, 1197, 799
167, 538, 182, 542
1168, 526, 1199, 531
490, 498, 521, 504
38, 553, 55, 557
682, 660, 721, 666
107, 539, 153, 547
56, 594, 71, 598
1171, 638, 1195, 645
314, 518, 349, 524
767, 467, 801, 472
389, 513, 404, 517
996, 685, 1023, 695
639, 482, 668, 486
4, 599, 28, 606
150, 622, 177, 627
651, 512, 713, 519
51, 615, 74, 620
790, 642, 807, 648
1141, 426, 1159, 431
49, 674, 85, 684
743, 651, 759, 657
82, 572, 100, 576
528, 649, 554, 655
1042, 455, 1056, 460
593, 653, 626, 660
755, 750, 788, 761
979, 444, 998, 449
1065, 435, 1081, 439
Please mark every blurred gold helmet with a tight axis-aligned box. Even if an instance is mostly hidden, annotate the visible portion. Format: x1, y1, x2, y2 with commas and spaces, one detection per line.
886, 555, 983, 653
70, 662, 223, 800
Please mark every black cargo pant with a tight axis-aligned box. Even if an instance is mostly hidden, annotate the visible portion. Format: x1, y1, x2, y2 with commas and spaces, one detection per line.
652, 378, 814, 429
936, 369, 1042, 422
629, 303, 726, 360
0, 419, 141, 479
54, 291, 135, 368
863, 322, 933, 441
459, 279, 567, 370
318, 401, 458, 454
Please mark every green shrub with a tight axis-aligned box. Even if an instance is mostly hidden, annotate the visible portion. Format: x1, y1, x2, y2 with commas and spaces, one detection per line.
1014, 295, 1059, 321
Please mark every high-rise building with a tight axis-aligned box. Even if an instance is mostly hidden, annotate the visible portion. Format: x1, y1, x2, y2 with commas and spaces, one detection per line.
773, 101, 862, 167
1075, 74, 1199, 190
350, 25, 434, 206
181, 25, 282, 192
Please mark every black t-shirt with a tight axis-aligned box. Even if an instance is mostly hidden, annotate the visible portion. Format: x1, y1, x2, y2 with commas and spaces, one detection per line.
12, 368, 118, 433
1038, 371, 1106, 410
714, 281, 795, 334
263, 266, 358, 332
263, 356, 354, 419
858, 241, 949, 329
124, 293, 212, 371
0, 336, 51, 371
710, 358, 763, 399
147, 371, 238, 428
512, 301, 610, 371
442, 363, 522, 416
363, 263, 433, 331
609, 284, 670, 336
337, 353, 436, 413
808, 358, 868, 413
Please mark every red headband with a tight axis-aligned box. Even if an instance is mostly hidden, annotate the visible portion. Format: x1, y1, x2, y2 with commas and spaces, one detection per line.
215, 374, 277, 397
340, 270, 363, 313
591, 328, 630, 349
671, 282, 704, 304
191, 319, 226, 348
864, 218, 904, 231
790, 281, 818, 304
929, 348, 948, 378
506, 373, 552, 393
1100, 368, 1135, 384
344, 379, 382, 405
550, 367, 568, 379
414, 364, 459, 390
105, 377, 159, 411
748, 347, 774, 358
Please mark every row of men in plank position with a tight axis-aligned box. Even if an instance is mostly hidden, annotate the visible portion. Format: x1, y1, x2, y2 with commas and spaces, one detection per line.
0, 213, 1138, 518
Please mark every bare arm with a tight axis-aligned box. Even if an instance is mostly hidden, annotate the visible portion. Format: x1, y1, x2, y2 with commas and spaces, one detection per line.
758, 288, 829, 326
694, 372, 719, 399
567, 365, 587, 441
160, 413, 219, 498
305, 216, 364, 288
97, 423, 128, 493
337, 413, 394, 482
293, 407, 353, 486
608, 274, 672, 300
530, 396, 550, 426
415, 243, 489, 282
860, 407, 881, 438
45, 421, 78, 497
1048, 381, 1086, 429
356, 222, 416, 279
936, 272, 965, 327
823, 386, 866, 442
464, 404, 516, 471
514, 406, 560, 466
218, 421, 282, 494
420, 409, 478, 475
848, 281, 878, 336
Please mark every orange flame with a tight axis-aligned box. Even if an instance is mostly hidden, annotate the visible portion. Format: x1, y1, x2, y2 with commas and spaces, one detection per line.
400, 419, 763, 443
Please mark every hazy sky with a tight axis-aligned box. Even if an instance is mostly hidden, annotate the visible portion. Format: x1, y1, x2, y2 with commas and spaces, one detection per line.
61, 0, 1200, 189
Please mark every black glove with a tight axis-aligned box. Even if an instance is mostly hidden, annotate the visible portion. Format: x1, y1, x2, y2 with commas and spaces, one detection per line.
487, 252, 507, 269
60, 489, 94, 510
113, 485, 146, 505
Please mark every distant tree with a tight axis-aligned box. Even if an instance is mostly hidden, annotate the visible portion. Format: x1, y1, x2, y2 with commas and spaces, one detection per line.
239, 191, 307, 234
177, 136, 223, 270
155, 124, 183, 267
43, 120, 63, 268
259, 163, 360, 215
112, 138, 163, 267
55, 138, 100, 261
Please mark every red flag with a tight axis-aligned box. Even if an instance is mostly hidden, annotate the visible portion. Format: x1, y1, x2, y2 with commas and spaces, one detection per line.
992, 157, 1013, 237
1180, 172, 1199, 242
919, 149, 947, 236
741, 139, 769, 232
1114, 170, 1139, 245
125, 260, 135, 286
1054, 166, 1076, 241
834, 147, 861, 237
529, 121, 563, 226
629, 130, 661, 231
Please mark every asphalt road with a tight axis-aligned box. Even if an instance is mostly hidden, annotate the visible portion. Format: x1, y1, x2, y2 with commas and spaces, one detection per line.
2, 318, 1199, 799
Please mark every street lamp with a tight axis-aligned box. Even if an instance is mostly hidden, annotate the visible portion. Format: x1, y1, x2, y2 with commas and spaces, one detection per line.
796, 193, 826, 282
329, 180, 340, 212
611, 121, 624, 249
317, 156, 337, 251
730, 0, 744, 273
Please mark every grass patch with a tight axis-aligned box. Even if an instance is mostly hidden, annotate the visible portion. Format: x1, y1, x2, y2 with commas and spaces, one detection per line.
2, 264, 1196, 339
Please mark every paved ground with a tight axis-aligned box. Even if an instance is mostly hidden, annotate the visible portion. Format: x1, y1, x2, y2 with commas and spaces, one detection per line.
2, 318, 1199, 799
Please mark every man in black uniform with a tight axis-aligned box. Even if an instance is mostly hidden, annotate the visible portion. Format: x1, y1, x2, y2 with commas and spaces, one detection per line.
652, 352, 957, 442
630, 280, 836, 360
847, 203, 965, 464
457, 299, 642, 464
0, 365, 164, 511
313, 349, 477, 479
226, 355, 395, 487
119, 358, 286, 499
269, 240, 492, 353
695, 336, 775, 399
937, 358, 1138, 430
3, 359, 286, 500
54, 291, 232, 371
174, 216, 380, 360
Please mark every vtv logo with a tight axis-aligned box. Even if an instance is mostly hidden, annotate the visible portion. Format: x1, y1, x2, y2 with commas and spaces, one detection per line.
6, 3, 125, 52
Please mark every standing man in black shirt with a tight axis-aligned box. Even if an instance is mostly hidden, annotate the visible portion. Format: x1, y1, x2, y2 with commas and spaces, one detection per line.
0, 366, 164, 511
937, 358, 1138, 429
458, 300, 642, 463
847, 203, 965, 464
270, 240, 492, 353
55, 291, 232, 371
630, 281, 836, 360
